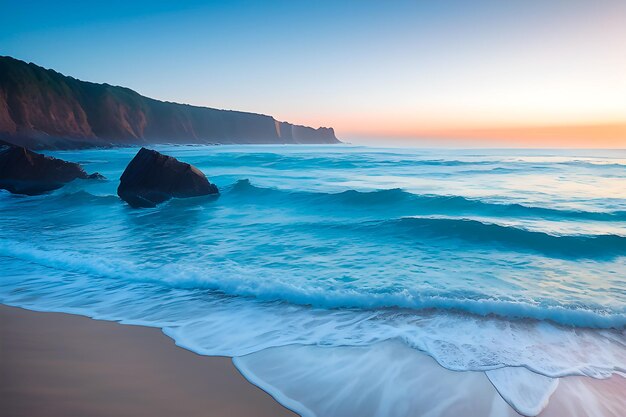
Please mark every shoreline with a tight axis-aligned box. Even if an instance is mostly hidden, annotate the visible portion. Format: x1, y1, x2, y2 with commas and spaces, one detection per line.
1, 303, 624, 417
0, 304, 297, 417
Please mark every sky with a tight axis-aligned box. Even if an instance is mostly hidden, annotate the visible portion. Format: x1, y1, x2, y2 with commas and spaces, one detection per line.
1, 0, 625, 147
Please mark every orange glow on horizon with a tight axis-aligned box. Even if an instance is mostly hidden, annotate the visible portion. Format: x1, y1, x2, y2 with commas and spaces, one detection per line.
341, 122, 626, 148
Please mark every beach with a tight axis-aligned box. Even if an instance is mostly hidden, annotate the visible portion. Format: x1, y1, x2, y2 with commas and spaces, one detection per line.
1, 146, 625, 417
0, 305, 296, 417
2, 304, 624, 417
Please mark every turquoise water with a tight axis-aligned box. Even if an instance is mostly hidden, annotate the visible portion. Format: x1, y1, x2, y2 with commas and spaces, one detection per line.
1, 145, 625, 393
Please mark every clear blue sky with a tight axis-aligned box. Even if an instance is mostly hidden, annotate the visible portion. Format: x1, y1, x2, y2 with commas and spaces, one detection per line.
2, 0, 625, 146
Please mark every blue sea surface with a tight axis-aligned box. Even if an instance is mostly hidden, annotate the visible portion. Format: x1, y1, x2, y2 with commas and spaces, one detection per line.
1, 145, 625, 406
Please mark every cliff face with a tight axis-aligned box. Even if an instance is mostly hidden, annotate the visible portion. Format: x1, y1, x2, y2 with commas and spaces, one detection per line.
0, 56, 340, 149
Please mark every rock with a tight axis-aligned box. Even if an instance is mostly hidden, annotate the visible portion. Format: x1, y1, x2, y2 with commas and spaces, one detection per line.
87, 172, 106, 180
0, 145, 104, 195
117, 148, 218, 208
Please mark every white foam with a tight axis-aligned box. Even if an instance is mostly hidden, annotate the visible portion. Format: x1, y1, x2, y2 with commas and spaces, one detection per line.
234, 341, 519, 417
1, 251, 625, 416
486, 367, 558, 416
1, 249, 624, 381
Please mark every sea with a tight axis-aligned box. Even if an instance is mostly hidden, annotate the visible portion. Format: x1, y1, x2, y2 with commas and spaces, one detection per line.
1, 145, 624, 416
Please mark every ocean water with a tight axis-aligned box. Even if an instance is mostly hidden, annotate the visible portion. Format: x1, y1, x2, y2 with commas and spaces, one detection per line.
1, 145, 625, 415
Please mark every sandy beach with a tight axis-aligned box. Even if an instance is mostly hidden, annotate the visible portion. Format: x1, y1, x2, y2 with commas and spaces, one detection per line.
1, 303, 625, 417
0, 304, 296, 417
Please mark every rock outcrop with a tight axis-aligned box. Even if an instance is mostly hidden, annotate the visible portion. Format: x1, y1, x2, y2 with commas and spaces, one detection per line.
0, 56, 341, 149
117, 148, 218, 208
0, 144, 103, 195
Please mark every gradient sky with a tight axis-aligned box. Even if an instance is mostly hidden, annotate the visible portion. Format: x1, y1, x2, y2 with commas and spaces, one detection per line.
1, 0, 625, 147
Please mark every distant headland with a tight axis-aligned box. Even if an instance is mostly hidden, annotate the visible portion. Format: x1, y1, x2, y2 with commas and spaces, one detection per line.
0, 56, 340, 150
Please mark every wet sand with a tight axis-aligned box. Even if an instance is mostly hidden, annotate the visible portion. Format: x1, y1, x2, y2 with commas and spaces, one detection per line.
0, 305, 297, 417
234, 339, 626, 417
1, 304, 624, 417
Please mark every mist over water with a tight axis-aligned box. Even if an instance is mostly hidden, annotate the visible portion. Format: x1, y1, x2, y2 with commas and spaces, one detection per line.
1, 145, 625, 415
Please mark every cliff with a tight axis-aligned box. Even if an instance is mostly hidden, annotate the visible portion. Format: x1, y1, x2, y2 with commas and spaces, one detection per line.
0, 56, 340, 149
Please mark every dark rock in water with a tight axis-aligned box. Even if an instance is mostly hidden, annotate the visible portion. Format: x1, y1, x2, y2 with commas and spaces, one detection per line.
0, 145, 104, 195
87, 172, 106, 180
117, 147, 218, 208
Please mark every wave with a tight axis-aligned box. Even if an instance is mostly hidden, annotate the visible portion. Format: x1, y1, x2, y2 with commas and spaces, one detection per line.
197, 154, 501, 170
0, 189, 121, 212
53, 190, 121, 204
195, 151, 626, 174
10, 179, 625, 225
1, 238, 624, 328
30, 189, 622, 258
227, 179, 626, 222
378, 217, 626, 258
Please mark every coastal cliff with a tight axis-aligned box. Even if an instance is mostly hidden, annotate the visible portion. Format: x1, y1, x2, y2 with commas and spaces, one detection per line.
0, 56, 339, 149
